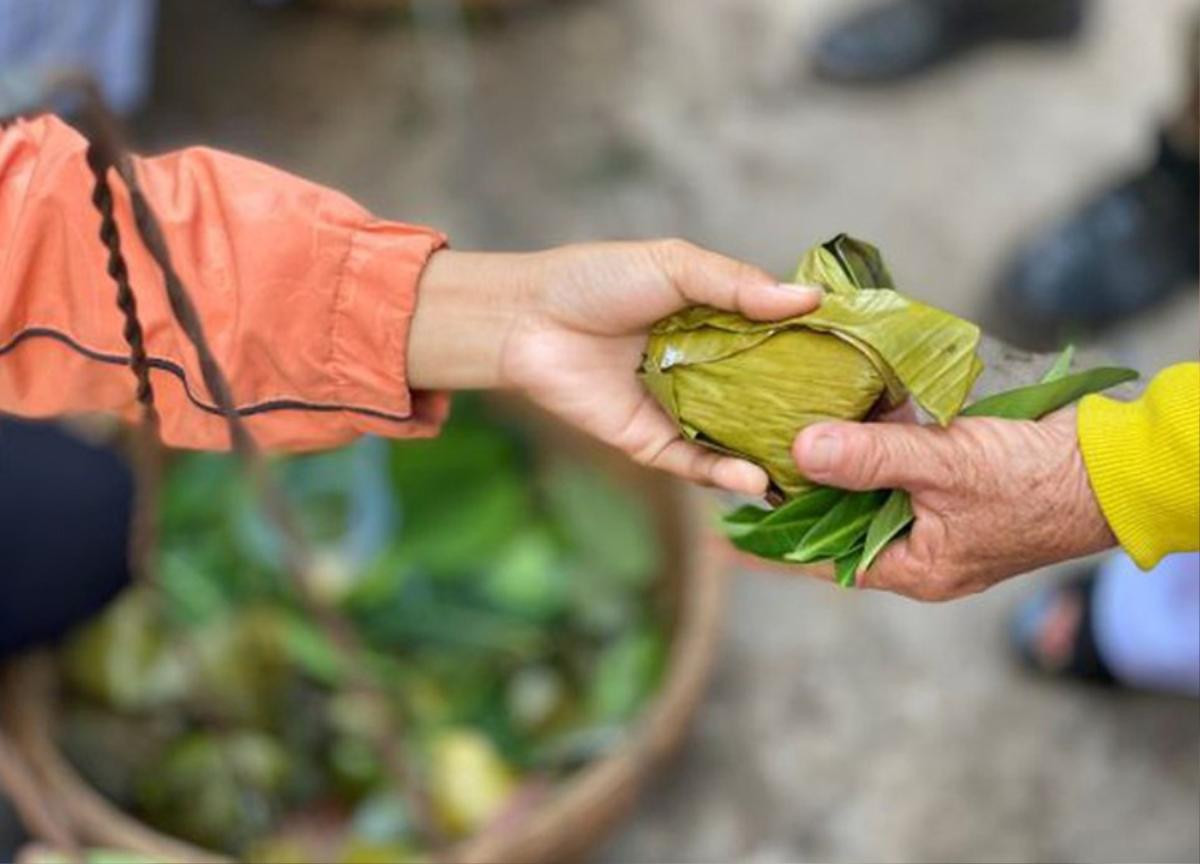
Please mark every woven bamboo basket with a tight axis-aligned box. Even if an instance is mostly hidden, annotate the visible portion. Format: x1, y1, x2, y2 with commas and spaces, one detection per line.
0, 418, 727, 863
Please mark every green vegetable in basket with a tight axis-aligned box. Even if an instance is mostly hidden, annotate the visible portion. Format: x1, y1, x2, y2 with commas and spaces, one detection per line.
56, 399, 668, 862
60, 587, 187, 713
137, 731, 292, 852
641, 234, 983, 499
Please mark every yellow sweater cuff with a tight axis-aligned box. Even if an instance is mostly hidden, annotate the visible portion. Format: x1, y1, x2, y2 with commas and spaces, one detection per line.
1077, 363, 1200, 570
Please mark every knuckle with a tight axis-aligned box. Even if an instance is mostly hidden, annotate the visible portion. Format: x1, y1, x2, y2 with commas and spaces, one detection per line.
926, 591, 956, 604
684, 448, 715, 480
855, 434, 893, 485
631, 438, 668, 467
908, 584, 939, 602
730, 259, 764, 291
943, 421, 1003, 494
929, 436, 964, 487
909, 575, 953, 603
855, 565, 883, 592
653, 237, 695, 266
649, 238, 700, 290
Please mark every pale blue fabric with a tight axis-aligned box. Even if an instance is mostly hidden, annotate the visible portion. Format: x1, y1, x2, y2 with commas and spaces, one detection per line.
0, 0, 157, 114
1093, 552, 1200, 696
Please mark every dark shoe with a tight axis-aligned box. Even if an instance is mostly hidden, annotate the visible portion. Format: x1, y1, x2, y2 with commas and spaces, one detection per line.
990, 133, 1200, 349
1010, 572, 1115, 686
813, 0, 1086, 84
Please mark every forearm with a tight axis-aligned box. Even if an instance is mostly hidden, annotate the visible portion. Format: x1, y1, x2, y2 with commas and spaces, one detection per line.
1053, 409, 1119, 561
407, 249, 544, 391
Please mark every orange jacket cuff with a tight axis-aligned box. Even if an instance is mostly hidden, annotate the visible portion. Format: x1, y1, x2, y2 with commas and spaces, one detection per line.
334, 220, 452, 439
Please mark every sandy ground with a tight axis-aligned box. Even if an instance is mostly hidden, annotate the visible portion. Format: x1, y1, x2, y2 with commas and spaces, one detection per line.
7, 0, 1199, 861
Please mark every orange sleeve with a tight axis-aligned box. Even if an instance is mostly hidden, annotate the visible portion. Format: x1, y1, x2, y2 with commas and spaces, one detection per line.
0, 114, 450, 450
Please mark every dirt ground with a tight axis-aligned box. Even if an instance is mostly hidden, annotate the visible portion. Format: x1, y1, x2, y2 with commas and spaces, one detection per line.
18, 0, 1200, 861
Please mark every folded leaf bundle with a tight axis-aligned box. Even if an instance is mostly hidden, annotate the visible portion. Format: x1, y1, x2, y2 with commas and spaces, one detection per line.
640, 234, 984, 499
717, 337, 1138, 587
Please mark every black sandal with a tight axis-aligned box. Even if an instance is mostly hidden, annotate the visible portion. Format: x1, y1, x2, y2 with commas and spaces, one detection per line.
1010, 572, 1116, 685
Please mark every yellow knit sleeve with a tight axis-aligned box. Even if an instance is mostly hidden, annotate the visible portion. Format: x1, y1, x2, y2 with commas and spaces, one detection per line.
1077, 362, 1200, 570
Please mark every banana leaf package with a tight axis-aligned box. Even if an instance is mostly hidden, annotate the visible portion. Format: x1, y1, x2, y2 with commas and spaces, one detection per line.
642, 234, 984, 499
641, 234, 1138, 584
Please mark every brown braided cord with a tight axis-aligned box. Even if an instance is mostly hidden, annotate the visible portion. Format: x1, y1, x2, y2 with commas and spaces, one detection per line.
82, 147, 157, 420
68, 84, 440, 851
79, 125, 161, 583
73, 81, 316, 582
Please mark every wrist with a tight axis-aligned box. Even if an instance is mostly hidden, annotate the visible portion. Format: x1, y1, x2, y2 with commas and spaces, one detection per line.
407, 249, 545, 391
1049, 408, 1118, 558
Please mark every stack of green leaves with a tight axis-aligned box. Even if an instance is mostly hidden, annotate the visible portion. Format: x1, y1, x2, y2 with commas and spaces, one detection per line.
642, 234, 1137, 586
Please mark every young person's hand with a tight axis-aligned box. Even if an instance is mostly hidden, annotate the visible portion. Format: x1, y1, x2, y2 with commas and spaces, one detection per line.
408, 240, 821, 495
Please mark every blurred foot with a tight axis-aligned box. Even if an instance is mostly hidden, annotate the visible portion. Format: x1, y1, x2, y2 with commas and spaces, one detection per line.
1011, 572, 1115, 685
990, 134, 1200, 349
813, 0, 1086, 84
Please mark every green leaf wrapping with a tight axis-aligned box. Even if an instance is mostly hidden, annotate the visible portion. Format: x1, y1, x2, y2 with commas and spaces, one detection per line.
823, 234, 896, 290
794, 292, 982, 425
641, 234, 982, 498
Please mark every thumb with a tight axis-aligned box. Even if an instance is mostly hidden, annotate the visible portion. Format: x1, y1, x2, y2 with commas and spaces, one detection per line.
792, 421, 952, 492
654, 239, 823, 321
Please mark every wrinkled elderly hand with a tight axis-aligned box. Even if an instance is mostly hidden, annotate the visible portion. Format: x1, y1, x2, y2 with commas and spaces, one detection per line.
791, 407, 1117, 601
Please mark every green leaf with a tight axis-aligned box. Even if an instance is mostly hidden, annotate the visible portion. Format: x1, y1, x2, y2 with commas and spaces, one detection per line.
543, 461, 658, 586
793, 244, 860, 297
275, 609, 344, 685
1040, 345, 1075, 384
737, 485, 844, 528
723, 486, 845, 558
835, 547, 864, 588
786, 490, 886, 563
857, 490, 913, 575
962, 366, 1137, 420
721, 503, 772, 537
397, 475, 532, 573
587, 626, 665, 724
481, 529, 570, 620
823, 233, 896, 290
796, 291, 982, 425
727, 512, 824, 558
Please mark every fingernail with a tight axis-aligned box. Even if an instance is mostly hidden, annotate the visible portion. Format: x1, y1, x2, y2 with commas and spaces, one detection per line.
802, 432, 842, 473
771, 283, 823, 300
